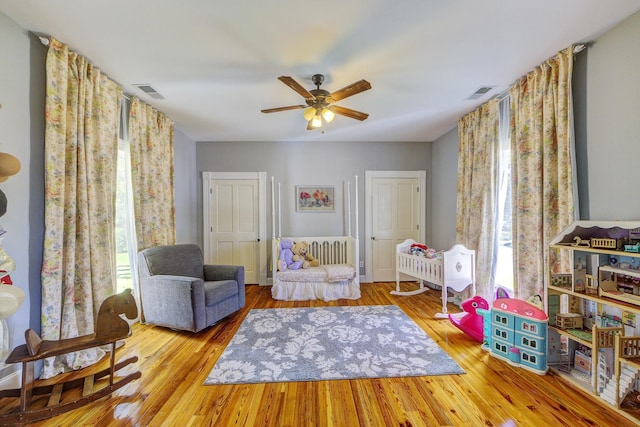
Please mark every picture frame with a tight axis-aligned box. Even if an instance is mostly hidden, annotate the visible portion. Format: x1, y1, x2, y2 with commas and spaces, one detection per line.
296, 185, 335, 212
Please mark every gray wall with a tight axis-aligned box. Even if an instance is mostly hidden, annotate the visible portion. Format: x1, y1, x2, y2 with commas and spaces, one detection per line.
580, 11, 640, 219
173, 128, 198, 245
429, 127, 459, 250
196, 140, 432, 267
429, 10, 640, 247
0, 15, 46, 379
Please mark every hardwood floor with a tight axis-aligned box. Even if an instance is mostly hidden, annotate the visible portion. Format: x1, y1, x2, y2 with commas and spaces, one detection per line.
1, 282, 635, 426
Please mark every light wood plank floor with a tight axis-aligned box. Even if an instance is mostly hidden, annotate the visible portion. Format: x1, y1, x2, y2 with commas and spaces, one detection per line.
1, 282, 635, 426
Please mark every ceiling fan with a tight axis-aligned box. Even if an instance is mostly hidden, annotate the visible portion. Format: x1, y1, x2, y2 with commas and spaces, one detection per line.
261, 74, 371, 130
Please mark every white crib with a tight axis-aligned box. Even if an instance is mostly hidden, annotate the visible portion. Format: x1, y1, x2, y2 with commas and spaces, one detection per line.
272, 236, 360, 301
393, 239, 475, 318
270, 176, 360, 301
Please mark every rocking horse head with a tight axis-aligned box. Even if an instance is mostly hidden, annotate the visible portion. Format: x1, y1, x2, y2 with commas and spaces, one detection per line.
95, 289, 138, 340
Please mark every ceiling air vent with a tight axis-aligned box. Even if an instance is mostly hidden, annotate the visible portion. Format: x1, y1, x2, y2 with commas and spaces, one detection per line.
466, 86, 494, 101
133, 84, 165, 100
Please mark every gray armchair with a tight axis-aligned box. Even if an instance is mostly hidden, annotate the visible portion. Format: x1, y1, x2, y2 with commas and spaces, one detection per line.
137, 244, 245, 332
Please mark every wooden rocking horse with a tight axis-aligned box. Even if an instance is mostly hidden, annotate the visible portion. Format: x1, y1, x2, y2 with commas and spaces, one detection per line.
0, 289, 141, 424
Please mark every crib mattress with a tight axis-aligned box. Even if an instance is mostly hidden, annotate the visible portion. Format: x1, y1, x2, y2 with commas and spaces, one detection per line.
276, 264, 355, 283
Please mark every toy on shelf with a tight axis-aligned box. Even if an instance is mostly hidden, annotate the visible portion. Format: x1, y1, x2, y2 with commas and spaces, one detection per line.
624, 242, 640, 253
448, 295, 488, 342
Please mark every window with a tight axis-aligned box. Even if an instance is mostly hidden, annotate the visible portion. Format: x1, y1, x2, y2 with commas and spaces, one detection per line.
114, 99, 140, 318
495, 97, 513, 291
115, 140, 137, 294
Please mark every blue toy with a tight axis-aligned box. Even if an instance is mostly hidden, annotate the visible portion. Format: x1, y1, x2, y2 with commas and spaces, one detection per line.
448, 295, 489, 342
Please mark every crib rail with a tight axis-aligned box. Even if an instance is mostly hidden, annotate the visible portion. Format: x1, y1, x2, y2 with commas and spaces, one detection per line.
396, 253, 442, 283
308, 240, 348, 265
274, 236, 357, 267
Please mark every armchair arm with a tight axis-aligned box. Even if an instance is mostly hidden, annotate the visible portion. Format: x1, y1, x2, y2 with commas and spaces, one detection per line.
203, 265, 244, 283
203, 265, 245, 308
139, 275, 206, 332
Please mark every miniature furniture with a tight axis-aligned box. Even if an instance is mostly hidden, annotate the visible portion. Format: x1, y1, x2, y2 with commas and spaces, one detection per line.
546, 220, 640, 422
393, 239, 475, 318
0, 289, 140, 424
614, 333, 640, 407
137, 244, 245, 332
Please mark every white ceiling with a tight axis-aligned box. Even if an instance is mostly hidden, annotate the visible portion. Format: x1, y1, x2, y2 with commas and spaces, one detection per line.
2, 1, 639, 143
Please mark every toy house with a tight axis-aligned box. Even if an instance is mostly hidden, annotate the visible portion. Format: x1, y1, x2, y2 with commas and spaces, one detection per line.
483, 297, 548, 375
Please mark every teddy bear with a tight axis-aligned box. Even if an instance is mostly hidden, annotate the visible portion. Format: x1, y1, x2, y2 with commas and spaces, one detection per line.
291, 241, 320, 269
278, 238, 303, 271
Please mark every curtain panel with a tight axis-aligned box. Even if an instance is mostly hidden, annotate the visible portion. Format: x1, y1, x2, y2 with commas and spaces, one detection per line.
129, 98, 176, 251
40, 38, 122, 379
456, 98, 500, 301
509, 46, 576, 299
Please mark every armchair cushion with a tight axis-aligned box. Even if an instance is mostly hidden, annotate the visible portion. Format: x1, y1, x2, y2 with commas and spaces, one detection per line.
204, 280, 239, 306
138, 244, 245, 332
138, 244, 205, 280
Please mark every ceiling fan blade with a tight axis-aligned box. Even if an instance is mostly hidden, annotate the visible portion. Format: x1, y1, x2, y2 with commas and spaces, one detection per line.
278, 76, 315, 100
328, 80, 371, 102
331, 105, 369, 121
261, 105, 306, 113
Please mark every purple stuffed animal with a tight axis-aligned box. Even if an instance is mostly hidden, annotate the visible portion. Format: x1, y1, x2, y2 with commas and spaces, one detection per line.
279, 238, 303, 271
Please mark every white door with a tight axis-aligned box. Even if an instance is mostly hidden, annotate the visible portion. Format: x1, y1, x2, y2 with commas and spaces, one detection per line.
203, 172, 267, 285
366, 171, 426, 282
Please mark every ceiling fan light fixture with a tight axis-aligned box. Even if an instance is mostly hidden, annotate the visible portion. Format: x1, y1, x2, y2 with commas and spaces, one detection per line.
263, 74, 371, 130
321, 107, 335, 123
303, 106, 316, 121
311, 113, 322, 128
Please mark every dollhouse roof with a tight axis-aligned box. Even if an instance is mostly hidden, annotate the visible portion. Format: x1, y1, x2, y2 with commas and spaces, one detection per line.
492, 298, 548, 321
549, 221, 640, 245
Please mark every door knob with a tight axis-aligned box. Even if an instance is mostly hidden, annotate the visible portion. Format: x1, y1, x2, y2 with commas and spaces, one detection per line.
371, 237, 376, 240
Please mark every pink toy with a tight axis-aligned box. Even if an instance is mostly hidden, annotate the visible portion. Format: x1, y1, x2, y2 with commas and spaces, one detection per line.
448, 295, 489, 342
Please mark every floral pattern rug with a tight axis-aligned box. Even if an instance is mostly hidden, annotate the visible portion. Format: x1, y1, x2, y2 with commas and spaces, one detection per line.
204, 305, 465, 385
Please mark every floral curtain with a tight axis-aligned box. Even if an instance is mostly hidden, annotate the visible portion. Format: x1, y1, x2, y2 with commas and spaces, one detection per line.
456, 98, 500, 301
41, 38, 122, 379
129, 97, 176, 250
509, 46, 576, 300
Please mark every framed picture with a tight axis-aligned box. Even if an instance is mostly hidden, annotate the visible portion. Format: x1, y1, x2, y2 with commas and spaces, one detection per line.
296, 185, 335, 212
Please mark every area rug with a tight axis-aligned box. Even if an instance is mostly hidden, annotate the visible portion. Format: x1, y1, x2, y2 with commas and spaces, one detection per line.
204, 305, 465, 385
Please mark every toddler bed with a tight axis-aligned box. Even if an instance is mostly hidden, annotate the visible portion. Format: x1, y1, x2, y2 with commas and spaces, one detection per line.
270, 176, 360, 301
393, 239, 475, 318
272, 236, 360, 301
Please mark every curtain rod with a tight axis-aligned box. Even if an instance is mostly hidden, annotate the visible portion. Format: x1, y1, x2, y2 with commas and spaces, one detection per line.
492, 42, 589, 102
35, 33, 135, 102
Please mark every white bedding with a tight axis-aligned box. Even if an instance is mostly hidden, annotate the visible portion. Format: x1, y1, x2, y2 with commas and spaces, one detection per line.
276, 264, 355, 283
272, 264, 360, 301
271, 279, 361, 301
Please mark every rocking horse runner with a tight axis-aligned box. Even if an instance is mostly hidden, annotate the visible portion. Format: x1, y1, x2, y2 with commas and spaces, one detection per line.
0, 289, 141, 424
